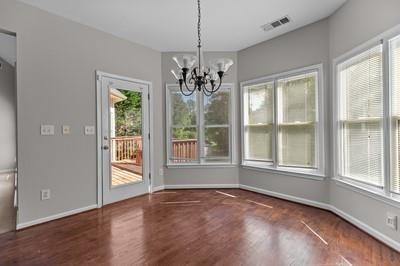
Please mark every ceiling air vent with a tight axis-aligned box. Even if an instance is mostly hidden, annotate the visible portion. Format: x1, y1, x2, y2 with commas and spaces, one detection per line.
261, 15, 291, 32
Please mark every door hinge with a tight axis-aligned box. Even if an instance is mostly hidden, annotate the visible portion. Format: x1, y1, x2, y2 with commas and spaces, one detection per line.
96, 74, 100, 81
148, 93, 150, 100
148, 133, 150, 139
149, 172, 152, 181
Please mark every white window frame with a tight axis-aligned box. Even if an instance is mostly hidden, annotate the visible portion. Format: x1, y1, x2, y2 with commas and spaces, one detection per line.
240, 64, 325, 179
332, 25, 400, 201
166, 83, 236, 167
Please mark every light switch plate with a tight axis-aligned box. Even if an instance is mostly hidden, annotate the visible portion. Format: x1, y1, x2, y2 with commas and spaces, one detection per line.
41, 125, 55, 136
386, 213, 397, 230
62, 125, 71, 135
41, 189, 51, 200
84, 126, 95, 135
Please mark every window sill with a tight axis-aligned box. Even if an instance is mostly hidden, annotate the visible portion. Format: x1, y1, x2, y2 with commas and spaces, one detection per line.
166, 163, 238, 169
241, 163, 326, 181
332, 177, 400, 208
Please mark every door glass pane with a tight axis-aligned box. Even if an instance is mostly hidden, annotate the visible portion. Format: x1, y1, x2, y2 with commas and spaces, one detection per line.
171, 127, 198, 163
204, 127, 229, 162
109, 88, 143, 187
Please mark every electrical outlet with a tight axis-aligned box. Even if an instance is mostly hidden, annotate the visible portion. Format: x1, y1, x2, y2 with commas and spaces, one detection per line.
386, 213, 397, 230
41, 189, 51, 201
159, 168, 164, 176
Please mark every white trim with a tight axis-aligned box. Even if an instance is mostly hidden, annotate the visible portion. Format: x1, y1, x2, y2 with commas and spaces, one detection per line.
241, 164, 326, 181
16, 204, 97, 230
164, 184, 239, 189
151, 185, 165, 193
240, 63, 325, 177
0, 168, 17, 174
166, 164, 238, 169
95, 71, 154, 207
239, 184, 330, 209
330, 205, 400, 252
238, 184, 400, 252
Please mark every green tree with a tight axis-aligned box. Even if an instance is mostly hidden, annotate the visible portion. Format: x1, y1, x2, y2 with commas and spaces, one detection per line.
115, 90, 142, 136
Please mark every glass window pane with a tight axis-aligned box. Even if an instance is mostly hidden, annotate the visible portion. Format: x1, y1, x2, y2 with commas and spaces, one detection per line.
279, 124, 315, 168
204, 127, 229, 161
343, 122, 383, 186
170, 90, 197, 126
278, 72, 316, 123
244, 125, 273, 161
390, 35, 400, 193
204, 89, 230, 125
171, 127, 197, 163
338, 45, 384, 186
277, 73, 317, 168
247, 83, 274, 125
244, 82, 274, 162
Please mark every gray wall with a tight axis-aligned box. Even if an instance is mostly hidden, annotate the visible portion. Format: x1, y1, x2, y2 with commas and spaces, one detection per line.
238, 19, 331, 203
0, 56, 16, 171
328, 0, 400, 245
0, 0, 163, 224
162, 51, 239, 186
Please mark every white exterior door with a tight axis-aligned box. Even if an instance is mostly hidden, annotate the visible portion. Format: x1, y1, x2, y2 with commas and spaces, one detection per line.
99, 74, 150, 205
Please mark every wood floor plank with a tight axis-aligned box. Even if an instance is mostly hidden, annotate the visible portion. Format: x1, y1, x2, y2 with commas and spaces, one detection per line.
0, 189, 399, 265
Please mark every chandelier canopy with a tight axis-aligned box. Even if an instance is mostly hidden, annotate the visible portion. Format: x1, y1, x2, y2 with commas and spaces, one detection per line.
171, 0, 233, 96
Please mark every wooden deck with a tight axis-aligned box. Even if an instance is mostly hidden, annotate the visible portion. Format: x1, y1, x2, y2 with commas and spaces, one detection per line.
111, 163, 142, 186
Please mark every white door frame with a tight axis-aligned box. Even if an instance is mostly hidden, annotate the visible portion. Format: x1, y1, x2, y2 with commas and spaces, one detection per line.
95, 71, 154, 207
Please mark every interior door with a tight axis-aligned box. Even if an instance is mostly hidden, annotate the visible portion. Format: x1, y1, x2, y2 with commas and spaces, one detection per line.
101, 76, 150, 205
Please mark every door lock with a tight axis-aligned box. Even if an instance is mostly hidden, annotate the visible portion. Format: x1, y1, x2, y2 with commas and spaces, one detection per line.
102, 145, 109, 150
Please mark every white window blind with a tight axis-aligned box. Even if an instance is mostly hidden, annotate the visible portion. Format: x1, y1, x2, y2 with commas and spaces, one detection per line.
338, 44, 384, 187
277, 72, 317, 168
390, 35, 400, 193
241, 64, 323, 175
243, 82, 274, 162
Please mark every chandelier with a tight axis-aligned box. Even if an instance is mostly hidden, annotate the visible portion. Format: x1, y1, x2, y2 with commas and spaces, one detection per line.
171, 0, 233, 96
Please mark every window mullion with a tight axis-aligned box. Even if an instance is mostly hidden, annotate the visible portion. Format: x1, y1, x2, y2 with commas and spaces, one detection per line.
383, 38, 391, 195
273, 79, 278, 168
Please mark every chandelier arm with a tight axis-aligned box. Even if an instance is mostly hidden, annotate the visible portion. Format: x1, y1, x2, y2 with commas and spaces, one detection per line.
210, 78, 223, 94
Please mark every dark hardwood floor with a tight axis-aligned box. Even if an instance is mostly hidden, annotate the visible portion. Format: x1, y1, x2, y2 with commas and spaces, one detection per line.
0, 189, 399, 265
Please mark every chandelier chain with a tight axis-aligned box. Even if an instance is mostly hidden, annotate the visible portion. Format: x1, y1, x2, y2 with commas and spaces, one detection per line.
197, 0, 201, 48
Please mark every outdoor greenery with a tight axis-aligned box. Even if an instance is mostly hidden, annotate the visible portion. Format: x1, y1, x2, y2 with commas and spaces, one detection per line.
115, 90, 142, 136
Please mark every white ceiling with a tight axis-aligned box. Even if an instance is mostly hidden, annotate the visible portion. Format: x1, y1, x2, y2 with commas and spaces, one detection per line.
18, 0, 346, 52
0, 32, 16, 66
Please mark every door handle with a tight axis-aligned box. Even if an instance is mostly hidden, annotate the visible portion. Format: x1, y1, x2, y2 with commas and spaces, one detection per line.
102, 145, 109, 150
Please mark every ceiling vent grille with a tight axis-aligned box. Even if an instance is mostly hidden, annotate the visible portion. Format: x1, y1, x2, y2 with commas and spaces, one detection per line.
261, 15, 291, 32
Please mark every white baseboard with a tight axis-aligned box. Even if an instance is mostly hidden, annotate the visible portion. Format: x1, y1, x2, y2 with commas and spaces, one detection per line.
329, 206, 400, 252
164, 184, 240, 189
151, 185, 165, 192
239, 184, 400, 252
239, 184, 330, 210
16, 204, 98, 230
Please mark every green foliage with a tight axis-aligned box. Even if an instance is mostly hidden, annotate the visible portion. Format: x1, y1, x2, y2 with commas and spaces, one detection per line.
115, 90, 142, 136
172, 93, 196, 139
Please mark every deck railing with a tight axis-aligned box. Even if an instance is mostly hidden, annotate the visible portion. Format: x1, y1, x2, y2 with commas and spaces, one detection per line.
111, 136, 198, 164
111, 136, 142, 163
171, 139, 197, 161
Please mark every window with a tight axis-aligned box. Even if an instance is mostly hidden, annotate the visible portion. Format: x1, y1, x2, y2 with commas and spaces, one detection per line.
241, 64, 324, 176
166, 84, 234, 166
390, 35, 400, 193
337, 45, 384, 187
334, 30, 400, 197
